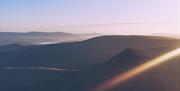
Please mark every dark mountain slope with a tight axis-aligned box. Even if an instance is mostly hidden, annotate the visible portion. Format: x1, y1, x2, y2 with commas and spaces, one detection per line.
61, 48, 180, 91
0, 35, 179, 68
0, 47, 179, 91
106, 48, 146, 66
107, 54, 180, 91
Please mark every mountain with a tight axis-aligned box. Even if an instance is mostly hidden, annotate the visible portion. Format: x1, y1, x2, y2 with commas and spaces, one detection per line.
93, 48, 148, 76
0, 32, 101, 45
0, 36, 179, 91
101, 48, 180, 91
80, 48, 148, 89
44, 48, 179, 91
0, 35, 178, 68
107, 48, 146, 66
72, 48, 180, 91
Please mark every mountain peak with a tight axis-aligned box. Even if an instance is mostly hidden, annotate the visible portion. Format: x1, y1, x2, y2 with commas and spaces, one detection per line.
113, 48, 141, 59
98, 48, 147, 76
107, 48, 146, 66
120, 48, 137, 54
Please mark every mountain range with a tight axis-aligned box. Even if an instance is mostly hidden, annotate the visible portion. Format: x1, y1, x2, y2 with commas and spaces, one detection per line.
0, 35, 178, 68
0, 35, 179, 91
0, 32, 101, 45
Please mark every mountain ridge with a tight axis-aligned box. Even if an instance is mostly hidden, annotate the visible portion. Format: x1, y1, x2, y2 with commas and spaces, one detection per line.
0, 35, 179, 68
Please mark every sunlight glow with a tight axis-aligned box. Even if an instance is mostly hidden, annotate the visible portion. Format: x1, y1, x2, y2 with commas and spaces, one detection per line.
92, 48, 180, 91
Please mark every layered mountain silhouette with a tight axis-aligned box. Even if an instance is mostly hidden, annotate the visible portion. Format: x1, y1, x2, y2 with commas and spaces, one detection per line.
0, 35, 178, 68
0, 35, 179, 91
0, 32, 100, 45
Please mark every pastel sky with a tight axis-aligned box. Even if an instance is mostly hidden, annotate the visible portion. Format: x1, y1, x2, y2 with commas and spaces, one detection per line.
0, 0, 179, 35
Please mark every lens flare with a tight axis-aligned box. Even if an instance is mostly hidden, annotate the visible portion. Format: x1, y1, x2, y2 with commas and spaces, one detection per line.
92, 48, 180, 91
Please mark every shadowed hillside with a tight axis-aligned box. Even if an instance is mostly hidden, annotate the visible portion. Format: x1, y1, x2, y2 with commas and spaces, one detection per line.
0, 45, 179, 91
1, 48, 177, 91
0, 35, 178, 68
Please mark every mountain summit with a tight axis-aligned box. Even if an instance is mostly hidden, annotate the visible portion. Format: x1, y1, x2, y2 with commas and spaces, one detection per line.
107, 48, 146, 65
98, 48, 148, 75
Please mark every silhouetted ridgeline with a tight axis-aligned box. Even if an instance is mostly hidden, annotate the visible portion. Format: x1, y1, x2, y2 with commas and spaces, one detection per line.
0, 35, 179, 91
0, 35, 178, 68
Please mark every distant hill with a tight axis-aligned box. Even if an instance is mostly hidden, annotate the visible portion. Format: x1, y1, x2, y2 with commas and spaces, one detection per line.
0, 32, 101, 45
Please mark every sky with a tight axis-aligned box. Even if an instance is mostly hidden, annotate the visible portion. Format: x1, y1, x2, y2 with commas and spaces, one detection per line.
0, 0, 179, 35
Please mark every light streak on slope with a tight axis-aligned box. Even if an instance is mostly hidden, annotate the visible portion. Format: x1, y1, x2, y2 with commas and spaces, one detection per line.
93, 48, 180, 91
0, 67, 78, 71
